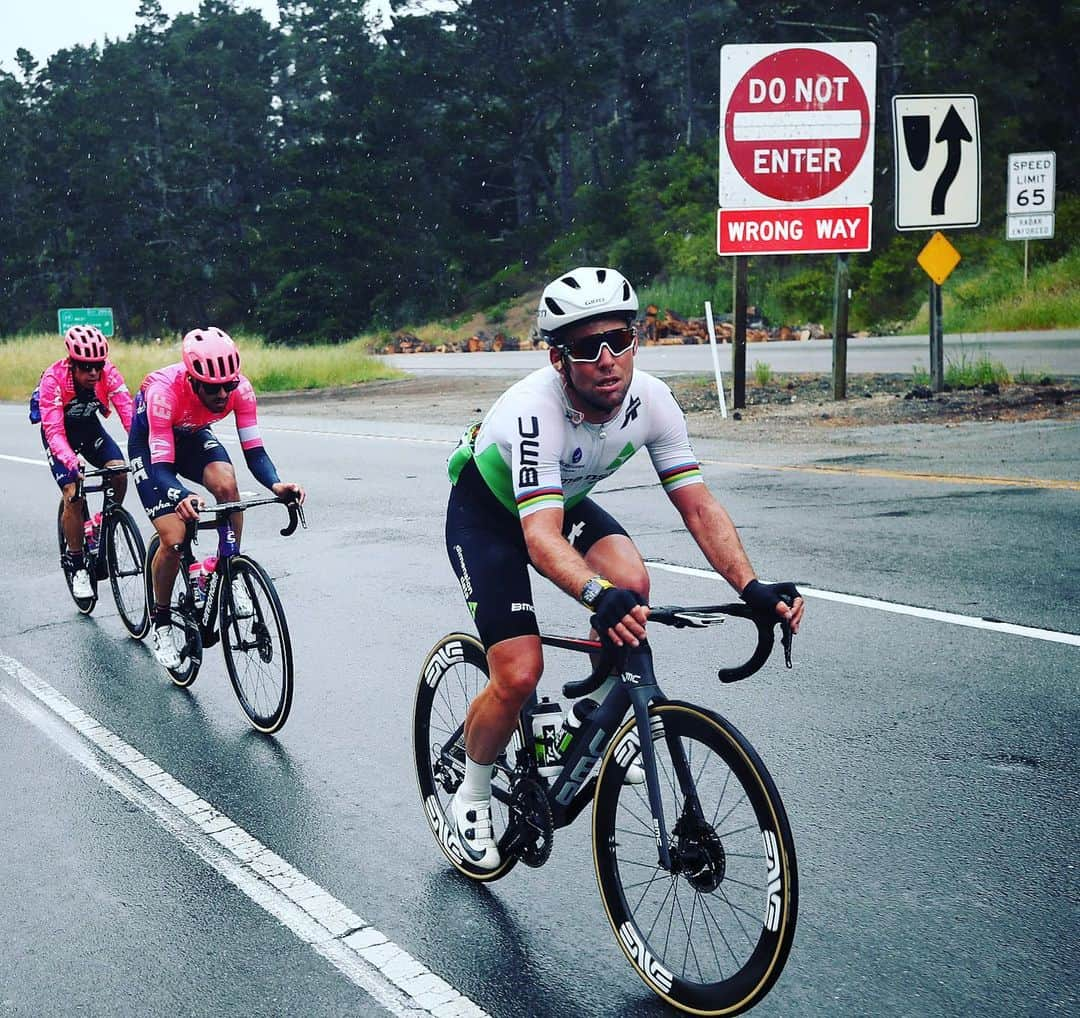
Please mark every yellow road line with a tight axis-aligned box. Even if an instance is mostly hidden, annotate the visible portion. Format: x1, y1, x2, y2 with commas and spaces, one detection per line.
700, 459, 1080, 491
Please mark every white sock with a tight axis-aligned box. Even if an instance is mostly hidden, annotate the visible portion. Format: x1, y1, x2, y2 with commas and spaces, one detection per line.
460, 755, 494, 804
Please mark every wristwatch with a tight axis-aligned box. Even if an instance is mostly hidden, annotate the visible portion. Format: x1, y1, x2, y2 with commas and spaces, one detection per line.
580, 576, 614, 608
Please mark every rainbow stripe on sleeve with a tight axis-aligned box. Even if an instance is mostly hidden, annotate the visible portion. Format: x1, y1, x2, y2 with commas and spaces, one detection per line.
658, 462, 703, 489
516, 487, 564, 514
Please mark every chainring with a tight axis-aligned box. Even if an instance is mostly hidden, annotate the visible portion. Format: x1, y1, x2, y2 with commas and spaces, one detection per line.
508, 776, 554, 868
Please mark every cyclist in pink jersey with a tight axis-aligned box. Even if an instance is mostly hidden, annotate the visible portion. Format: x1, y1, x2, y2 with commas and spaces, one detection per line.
36, 326, 134, 602
127, 327, 305, 669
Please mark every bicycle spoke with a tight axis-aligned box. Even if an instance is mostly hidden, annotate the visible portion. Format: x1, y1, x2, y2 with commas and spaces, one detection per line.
594, 703, 797, 1012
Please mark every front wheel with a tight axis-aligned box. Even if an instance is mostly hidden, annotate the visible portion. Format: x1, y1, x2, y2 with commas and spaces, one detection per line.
220, 555, 293, 734
412, 633, 523, 882
144, 534, 202, 688
57, 499, 97, 614
106, 508, 149, 639
592, 702, 798, 1016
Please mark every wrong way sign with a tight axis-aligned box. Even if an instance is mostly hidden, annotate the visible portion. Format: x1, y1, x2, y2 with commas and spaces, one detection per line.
719, 42, 877, 209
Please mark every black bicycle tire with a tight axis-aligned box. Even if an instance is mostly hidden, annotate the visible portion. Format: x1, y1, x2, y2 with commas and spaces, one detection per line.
107, 508, 149, 639
219, 555, 293, 734
592, 701, 798, 1016
57, 499, 97, 614
144, 533, 202, 688
412, 632, 520, 882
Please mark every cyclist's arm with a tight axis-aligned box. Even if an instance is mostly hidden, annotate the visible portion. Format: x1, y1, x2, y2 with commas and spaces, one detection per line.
232, 382, 283, 491
667, 482, 803, 632
104, 363, 135, 433
39, 369, 79, 472
521, 509, 648, 644
144, 382, 194, 505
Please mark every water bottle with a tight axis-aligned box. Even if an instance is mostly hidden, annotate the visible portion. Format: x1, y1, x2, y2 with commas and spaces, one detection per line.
188, 560, 207, 609
556, 698, 599, 758
531, 698, 564, 773
82, 512, 102, 554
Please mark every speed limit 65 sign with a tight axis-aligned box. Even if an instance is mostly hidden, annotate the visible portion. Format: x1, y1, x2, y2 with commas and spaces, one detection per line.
1007, 152, 1055, 215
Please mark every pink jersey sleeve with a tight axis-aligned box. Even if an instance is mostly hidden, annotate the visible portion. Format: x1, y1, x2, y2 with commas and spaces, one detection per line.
145, 379, 179, 464
231, 377, 264, 451
38, 363, 79, 470
104, 361, 134, 432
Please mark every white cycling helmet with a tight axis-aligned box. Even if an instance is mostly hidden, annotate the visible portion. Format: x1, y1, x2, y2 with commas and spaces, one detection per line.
537, 267, 638, 343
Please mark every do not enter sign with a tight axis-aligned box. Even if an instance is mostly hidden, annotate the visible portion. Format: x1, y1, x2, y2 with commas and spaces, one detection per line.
720, 43, 877, 209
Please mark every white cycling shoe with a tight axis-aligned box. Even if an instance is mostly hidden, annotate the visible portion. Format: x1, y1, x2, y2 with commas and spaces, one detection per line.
231, 578, 254, 618
71, 569, 93, 600
151, 625, 182, 670
449, 792, 501, 871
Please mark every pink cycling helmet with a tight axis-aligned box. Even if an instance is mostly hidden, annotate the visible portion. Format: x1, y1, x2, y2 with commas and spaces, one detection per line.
64, 325, 109, 361
182, 327, 241, 383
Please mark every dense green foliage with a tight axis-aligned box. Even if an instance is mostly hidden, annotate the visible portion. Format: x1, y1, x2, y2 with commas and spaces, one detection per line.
1, 0, 1074, 342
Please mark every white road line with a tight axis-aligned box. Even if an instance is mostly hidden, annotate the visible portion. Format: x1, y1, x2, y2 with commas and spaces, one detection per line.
0, 453, 46, 466
0, 651, 489, 1018
646, 562, 1080, 647
261, 425, 449, 446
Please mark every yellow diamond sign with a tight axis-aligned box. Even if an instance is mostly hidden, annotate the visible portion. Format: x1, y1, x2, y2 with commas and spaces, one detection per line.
917, 231, 961, 285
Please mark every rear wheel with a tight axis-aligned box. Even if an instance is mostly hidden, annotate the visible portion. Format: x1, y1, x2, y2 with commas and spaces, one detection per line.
592, 702, 798, 1016
107, 508, 149, 639
412, 633, 523, 882
57, 499, 97, 614
220, 555, 293, 734
144, 534, 202, 687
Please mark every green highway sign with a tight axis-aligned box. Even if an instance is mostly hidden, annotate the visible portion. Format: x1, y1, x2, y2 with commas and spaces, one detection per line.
58, 307, 114, 337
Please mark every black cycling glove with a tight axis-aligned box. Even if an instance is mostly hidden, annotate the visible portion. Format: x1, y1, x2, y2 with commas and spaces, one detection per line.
740, 579, 801, 615
590, 586, 647, 644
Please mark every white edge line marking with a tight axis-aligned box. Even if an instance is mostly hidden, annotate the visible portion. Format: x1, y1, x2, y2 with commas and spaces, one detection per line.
0, 651, 490, 1018
0, 453, 47, 465
645, 561, 1080, 647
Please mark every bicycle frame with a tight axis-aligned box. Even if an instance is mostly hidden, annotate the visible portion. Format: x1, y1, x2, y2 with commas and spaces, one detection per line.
498, 603, 791, 870
177, 495, 306, 646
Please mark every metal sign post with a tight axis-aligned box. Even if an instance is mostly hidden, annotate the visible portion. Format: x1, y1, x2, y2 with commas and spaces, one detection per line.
916, 232, 962, 393
832, 254, 850, 400
733, 257, 748, 410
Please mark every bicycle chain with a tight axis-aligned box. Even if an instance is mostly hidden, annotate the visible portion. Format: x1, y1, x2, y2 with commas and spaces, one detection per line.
508, 776, 554, 868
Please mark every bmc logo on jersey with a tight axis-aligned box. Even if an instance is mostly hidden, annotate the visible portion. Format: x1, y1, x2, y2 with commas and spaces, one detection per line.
517, 416, 540, 487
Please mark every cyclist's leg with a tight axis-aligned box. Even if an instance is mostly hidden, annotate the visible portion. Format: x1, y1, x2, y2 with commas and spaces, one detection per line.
79, 417, 128, 504
128, 413, 189, 616
464, 634, 543, 765
445, 467, 541, 868
197, 436, 241, 546
149, 512, 187, 607
43, 425, 87, 556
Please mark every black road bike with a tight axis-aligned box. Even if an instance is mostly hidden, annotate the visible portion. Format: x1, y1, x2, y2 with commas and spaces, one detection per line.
414, 605, 798, 1016
143, 496, 305, 734
58, 465, 149, 638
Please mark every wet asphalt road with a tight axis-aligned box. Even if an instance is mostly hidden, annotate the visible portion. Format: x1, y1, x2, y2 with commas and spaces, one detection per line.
1, 400, 1077, 1018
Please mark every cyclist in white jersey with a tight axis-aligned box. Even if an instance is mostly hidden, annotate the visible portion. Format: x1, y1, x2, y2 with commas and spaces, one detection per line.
442, 266, 804, 870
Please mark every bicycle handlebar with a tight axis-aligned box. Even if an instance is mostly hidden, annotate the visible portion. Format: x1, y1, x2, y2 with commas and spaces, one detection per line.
558, 601, 793, 698
186, 495, 307, 539
69, 464, 132, 502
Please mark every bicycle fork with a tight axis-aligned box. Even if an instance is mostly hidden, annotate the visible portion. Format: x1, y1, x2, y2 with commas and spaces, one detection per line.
620, 645, 677, 872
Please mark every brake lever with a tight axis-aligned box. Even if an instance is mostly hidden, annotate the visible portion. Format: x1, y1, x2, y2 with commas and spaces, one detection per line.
779, 595, 794, 669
